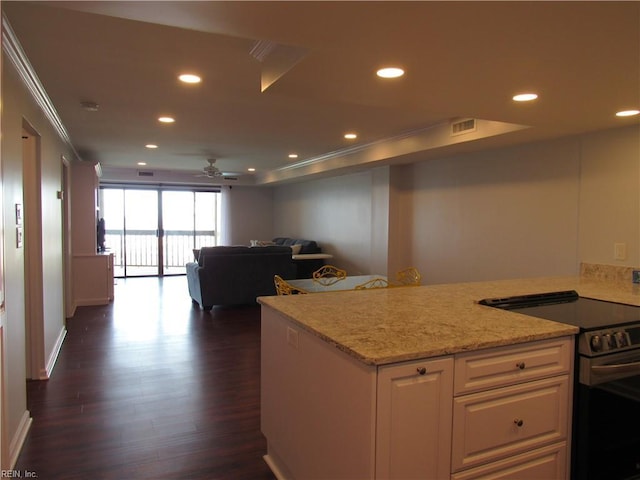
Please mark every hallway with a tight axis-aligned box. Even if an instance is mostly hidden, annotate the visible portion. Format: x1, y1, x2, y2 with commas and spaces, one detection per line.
15, 277, 275, 479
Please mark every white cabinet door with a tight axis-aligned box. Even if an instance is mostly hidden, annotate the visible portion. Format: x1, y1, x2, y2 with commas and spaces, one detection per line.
376, 356, 454, 480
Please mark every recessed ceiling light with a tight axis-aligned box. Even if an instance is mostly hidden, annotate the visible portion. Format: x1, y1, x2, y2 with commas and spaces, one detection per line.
137, 162, 147, 166
178, 73, 201, 84
145, 144, 158, 149
376, 67, 405, 79
344, 133, 357, 139
513, 93, 538, 102
288, 154, 298, 159
158, 116, 175, 123
248, 167, 256, 172
616, 109, 640, 117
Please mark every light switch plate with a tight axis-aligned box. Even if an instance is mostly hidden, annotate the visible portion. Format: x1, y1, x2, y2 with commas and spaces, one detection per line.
614, 242, 627, 261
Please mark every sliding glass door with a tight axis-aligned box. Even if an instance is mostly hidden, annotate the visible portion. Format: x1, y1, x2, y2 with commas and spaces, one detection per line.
162, 191, 218, 275
127, 189, 159, 276
100, 187, 220, 277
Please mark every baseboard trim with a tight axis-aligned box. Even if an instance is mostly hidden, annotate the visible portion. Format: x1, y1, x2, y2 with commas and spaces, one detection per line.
263, 445, 295, 480
66, 301, 77, 319
45, 326, 67, 378
8, 411, 32, 469
263, 454, 286, 480
75, 297, 110, 307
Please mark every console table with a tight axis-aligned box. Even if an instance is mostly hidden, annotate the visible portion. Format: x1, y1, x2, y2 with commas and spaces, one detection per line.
291, 253, 333, 279
291, 253, 332, 261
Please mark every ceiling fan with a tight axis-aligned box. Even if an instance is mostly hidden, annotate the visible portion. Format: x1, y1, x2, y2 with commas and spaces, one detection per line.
196, 159, 239, 180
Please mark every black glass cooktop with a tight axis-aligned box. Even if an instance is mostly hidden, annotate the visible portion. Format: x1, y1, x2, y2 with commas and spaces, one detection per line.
479, 290, 640, 331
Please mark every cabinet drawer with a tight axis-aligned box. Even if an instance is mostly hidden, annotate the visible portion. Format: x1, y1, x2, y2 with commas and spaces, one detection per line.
454, 337, 573, 395
451, 375, 569, 472
451, 442, 567, 480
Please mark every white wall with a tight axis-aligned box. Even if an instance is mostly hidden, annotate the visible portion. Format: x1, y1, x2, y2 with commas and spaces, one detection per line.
39, 136, 66, 376
2, 57, 28, 468
272, 139, 583, 281
221, 185, 274, 246
578, 125, 640, 266
2, 48, 72, 464
273, 171, 374, 274
272, 126, 640, 285
410, 137, 582, 284
387, 165, 414, 276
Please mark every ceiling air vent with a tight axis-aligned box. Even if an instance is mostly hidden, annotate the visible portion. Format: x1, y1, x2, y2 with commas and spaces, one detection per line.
451, 118, 476, 136
137, 171, 154, 177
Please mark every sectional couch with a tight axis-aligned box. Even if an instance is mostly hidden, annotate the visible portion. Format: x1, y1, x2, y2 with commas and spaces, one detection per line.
272, 237, 326, 278
186, 245, 296, 309
271, 237, 322, 254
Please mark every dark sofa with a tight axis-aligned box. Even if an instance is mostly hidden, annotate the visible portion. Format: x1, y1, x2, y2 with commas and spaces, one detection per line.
186, 246, 296, 309
272, 237, 325, 278
272, 237, 321, 254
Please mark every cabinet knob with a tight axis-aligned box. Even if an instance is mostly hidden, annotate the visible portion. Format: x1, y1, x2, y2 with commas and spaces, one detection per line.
516, 362, 526, 370
513, 419, 524, 427
416, 367, 427, 375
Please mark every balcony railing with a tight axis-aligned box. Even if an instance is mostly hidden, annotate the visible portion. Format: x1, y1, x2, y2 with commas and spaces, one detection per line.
105, 229, 216, 276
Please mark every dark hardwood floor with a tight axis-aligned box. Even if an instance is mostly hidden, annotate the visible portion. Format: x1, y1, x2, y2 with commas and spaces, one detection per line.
16, 276, 276, 479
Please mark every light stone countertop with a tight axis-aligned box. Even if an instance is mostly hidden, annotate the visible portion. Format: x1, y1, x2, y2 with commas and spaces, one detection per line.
258, 276, 640, 366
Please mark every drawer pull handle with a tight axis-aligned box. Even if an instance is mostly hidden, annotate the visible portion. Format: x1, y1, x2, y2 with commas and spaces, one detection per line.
516, 362, 526, 370
514, 419, 524, 427
416, 367, 427, 375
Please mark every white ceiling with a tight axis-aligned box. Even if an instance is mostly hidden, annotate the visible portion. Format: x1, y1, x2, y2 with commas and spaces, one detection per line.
3, 1, 639, 185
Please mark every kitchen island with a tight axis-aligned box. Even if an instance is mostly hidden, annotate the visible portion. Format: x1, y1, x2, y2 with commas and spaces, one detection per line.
258, 275, 639, 479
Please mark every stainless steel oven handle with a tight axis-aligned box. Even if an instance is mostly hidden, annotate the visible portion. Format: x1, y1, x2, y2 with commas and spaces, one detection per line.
591, 360, 640, 375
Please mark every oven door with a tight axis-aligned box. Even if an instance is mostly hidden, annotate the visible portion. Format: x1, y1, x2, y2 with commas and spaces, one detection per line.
574, 350, 640, 480
580, 349, 640, 388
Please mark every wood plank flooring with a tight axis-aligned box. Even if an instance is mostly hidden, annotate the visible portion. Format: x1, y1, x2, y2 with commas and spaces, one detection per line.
15, 276, 276, 479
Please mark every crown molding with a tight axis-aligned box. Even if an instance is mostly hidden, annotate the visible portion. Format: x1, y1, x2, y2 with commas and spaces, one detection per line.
2, 13, 79, 160
258, 119, 530, 184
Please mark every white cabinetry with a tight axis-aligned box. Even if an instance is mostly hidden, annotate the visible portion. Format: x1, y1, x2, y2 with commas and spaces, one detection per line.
72, 253, 114, 306
70, 161, 114, 308
261, 307, 377, 479
452, 338, 574, 479
451, 443, 567, 480
376, 357, 453, 480
260, 305, 574, 480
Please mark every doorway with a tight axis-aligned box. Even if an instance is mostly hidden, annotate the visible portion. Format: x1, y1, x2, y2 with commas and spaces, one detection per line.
99, 187, 221, 277
22, 125, 45, 380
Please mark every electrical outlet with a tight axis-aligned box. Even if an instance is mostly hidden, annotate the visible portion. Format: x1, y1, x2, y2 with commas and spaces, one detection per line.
614, 242, 627, 261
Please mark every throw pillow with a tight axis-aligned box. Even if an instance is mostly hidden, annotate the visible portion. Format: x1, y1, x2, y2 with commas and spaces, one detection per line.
251, 240, 275, 247
290, 244, 302, 255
